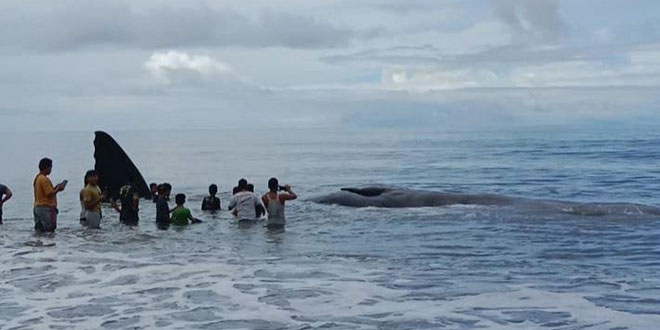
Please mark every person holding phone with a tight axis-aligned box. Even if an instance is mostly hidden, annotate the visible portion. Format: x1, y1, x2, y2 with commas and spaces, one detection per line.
33, 158, 66, 233
261, 178, 297, 230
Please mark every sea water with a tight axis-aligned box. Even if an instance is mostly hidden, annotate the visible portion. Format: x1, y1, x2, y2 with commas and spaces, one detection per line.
1, 126, 659, 329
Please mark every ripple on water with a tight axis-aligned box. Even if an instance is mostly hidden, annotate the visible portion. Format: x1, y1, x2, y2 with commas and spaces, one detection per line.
47, 305, 115, 319
100, 316, 141, 329
10, 274, 77, 293
172, 306, 224, 322
183, 289, 232, 304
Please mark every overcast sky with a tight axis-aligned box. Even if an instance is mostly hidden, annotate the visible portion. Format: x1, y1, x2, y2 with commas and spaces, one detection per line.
1, 0, 659, 130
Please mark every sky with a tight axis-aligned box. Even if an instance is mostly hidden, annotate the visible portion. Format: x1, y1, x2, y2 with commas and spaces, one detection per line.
0, 0, 659, 130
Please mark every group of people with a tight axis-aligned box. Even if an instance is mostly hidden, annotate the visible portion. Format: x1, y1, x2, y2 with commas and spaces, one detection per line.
149, 177, 297, 230
0, 157, 297, 233
228, 177, 297, 230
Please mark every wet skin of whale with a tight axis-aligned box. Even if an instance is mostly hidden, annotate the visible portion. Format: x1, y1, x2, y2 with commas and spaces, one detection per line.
314, 187, 660, 217
314, 187, 514, 208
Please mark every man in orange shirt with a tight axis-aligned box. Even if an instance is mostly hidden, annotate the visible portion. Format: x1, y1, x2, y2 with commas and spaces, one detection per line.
33, 158, 66, 232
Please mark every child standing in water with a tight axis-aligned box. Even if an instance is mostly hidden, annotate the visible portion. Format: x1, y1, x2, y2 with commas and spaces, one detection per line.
201, 184, 221, 211
172, 194, 202, 225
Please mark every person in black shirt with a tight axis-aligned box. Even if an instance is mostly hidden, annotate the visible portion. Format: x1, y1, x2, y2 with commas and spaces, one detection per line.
156, 183, 172, 229
201, 184, 221, 211
112, 185, 140, 226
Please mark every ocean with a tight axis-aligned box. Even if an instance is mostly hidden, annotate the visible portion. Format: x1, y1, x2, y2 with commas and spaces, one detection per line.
1, 126, 660, 329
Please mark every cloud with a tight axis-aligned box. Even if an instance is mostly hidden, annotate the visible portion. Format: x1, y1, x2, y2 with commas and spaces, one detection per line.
0, 1, 355, 52
144, 51, 234, 84
494, 0, 563, 45
378, 44, 660, 91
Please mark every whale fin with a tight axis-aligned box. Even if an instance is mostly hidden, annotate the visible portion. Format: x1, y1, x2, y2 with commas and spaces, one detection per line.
94, 131, 150, 199
340, 187, 389, 197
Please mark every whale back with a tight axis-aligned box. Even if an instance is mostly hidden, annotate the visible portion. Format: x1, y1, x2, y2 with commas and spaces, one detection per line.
340, 187, 390, 197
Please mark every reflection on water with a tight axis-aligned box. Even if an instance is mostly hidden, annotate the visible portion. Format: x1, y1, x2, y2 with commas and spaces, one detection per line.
1, 128, 660, 329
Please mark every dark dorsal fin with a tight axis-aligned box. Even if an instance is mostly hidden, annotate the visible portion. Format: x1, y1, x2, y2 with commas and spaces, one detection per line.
341, 187, 389, 197
94, 131, 150, 199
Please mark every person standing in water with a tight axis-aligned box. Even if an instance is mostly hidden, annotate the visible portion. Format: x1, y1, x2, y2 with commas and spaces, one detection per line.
201, 184, 221, 211
155, 183, 172, 229
82, 170, 104, 229
0, 183, 12, 224
262, 178, 297, 230
171, 194, 202, 225
112, 185, 140, 225
228, 178, 264, 227
33, 158, 66, 233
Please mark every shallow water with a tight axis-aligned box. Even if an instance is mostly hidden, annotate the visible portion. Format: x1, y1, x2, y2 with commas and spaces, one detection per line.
1, 127, 660, 329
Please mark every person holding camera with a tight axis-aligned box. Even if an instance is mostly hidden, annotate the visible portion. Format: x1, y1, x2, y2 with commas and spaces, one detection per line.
262, 177, 297, 230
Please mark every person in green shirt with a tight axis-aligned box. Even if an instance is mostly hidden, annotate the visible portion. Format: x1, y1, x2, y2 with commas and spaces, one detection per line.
171, 193, 202, 226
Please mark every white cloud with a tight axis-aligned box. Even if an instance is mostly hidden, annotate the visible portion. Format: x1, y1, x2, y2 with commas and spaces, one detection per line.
144, 51, 234, 84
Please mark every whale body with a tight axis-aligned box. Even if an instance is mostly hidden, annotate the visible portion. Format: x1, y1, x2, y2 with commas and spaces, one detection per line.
314, 187, 514, 208
313, 186, 660, 217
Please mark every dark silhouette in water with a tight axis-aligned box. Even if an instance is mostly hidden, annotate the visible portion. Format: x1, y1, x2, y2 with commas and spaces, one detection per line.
314, 186, 660, 217
94, 131, 150, 199
317, 186, 511, 208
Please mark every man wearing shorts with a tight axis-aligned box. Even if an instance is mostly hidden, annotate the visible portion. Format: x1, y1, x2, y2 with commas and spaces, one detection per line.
33, 158, 66, 232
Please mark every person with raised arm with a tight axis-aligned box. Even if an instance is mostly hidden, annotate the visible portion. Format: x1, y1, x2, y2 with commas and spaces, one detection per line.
262, 178, 297, 231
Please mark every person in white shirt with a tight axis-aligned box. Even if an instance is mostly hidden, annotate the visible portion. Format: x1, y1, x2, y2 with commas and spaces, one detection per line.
228, 178, 264, 227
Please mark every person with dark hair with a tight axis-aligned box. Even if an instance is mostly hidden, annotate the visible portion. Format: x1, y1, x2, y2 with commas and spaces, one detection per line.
262, 178, 297, 230
150, 183, 158, 203
0, 183, 12, 224
33, 158, 66, 232
82, 170, 104, 229
201, 184, 221, 211
171, 194, 202, 226
232, 186, 239, 195
112, 185, 140, 225
228, 178, 264, 226
155, 183, 172, 229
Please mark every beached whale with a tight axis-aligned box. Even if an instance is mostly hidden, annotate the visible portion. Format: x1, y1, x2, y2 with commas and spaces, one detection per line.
313, 186, 660, 217
94, 131, 150, 199
313, 187, 513, 208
